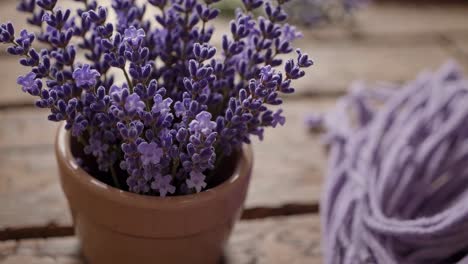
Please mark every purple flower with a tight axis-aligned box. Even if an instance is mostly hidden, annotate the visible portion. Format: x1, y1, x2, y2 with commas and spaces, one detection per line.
109, 84, 123, 96
151, 174, 176, 197
174, 101, 187, 118
71, 115, 88, 137
282, 25, 303, 42
84, 137, 109, 158
123, 26, 145, 46
152, 94, 173, 114
42, 13, 52, 22
272, 109, 286, 128
18, 29, 34, 44
36, 0, 57, 10
260, 65, 275, 82
17, 72, 38, 93
125, 93, 146, 113
189, 111, 216, 136
186, 171, 207, 193
137, 141, 164, 166
72, 64, 100, 88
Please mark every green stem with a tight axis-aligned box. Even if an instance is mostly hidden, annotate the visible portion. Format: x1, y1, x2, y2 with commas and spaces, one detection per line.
77, 135, 87, 147
110, 165, 122, 189
201, 19, 206, 38
122, 67, 133, 92
214, 151, 225, 170
171, 158, 180, 178
207, 149, 225, 185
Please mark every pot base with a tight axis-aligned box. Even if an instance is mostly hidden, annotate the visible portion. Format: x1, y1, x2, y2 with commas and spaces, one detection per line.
76, 215, 235, 264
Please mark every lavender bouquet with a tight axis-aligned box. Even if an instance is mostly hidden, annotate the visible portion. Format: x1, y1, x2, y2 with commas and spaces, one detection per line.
0, 0, 312, 196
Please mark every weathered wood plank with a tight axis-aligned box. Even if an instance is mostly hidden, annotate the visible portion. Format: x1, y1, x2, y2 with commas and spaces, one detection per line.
2, 0, 467, 35
0, 0, 463, 103
349, 3, 468, 38
0, 99, 332, 230
294, 40, 453, 95
225, 215, 322, 264
0, 109, 57, 149
0, 39, 454, 104
0, 214, 321, 264
250, 99, 330, 206
3, 0, 467, 45
0, 146, 71, 229
2, 0, 467, 37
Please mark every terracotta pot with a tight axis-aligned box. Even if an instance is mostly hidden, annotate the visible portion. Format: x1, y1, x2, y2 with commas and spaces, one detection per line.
55, 124, 253, 264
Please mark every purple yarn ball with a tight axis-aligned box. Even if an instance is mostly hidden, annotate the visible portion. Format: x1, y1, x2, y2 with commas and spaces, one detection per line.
314, 61, 468, 263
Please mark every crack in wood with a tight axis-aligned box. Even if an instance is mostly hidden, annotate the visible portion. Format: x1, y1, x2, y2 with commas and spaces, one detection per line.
0, 203, 319, 241
0, 93, 340, 113
1, 28, 467, 58
241, 203, 319, 220
0, 225, 74, 242
0, 91, 343, 112
0, 101, 35, 111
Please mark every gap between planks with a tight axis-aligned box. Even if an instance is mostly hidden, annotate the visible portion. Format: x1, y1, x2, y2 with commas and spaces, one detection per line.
0, 91, 345, 112
0, 203, 319, 241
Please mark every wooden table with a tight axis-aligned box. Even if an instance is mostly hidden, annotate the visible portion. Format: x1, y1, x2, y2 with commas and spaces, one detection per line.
0, 1, 467, 263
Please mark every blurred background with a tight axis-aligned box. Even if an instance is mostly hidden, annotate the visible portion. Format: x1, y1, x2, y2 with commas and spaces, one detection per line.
0, 0, 467, 262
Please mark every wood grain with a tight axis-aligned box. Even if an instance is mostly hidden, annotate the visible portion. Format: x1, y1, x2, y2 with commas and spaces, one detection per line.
0, 99, 333, 230
0, 39, 455, 105
0, 109, 57, 149
4, 0, 467, 38
1, 1, 467, 103
0, 1, 465, 262
306, 4, 468, 41
354, 4, 468, 37
0, 146, 70, 229
294, 40, 453, 95
0, 214, 321, 264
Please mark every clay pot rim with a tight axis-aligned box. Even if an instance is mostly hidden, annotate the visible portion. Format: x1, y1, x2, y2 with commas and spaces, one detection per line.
55, 122, 253, 210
